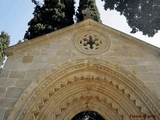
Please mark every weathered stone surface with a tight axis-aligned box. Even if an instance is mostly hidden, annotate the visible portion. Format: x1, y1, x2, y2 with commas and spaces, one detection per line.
122, 59, 137, 65
0, 79, 16, 87
25, 70, 45, 80
121, 44, 135, 49
131, 66, 148, 73
15, 79, 32, 88
9, 71, 26, 79
62, 40, 74, 49
0, 108, 5, 120
106, 57, 123, 64
49, 43, 62, 49
0, 70, 10, 78
27, 49, 41, 56
130, 50, 144, 57
137, 73, 158, 81
56, 49, 72, 57
114, 50, 132, 57
48, 56, 59, 64
33, 56, 49, 63
111, 44, 122, 50
22, 56, 34, 63
36, 63, 53, 70
0, 87, 6, 97
157, 73, 160, 79
3, 109, 12, 120
5, 87, 24, 98
105, 51, 114, 57
146, 82, 160, 98
3, 60, 17, 70
0, 98, 17, 108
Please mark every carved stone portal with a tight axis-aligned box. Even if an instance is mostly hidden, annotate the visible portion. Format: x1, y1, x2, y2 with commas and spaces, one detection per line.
7, 58, 160, 120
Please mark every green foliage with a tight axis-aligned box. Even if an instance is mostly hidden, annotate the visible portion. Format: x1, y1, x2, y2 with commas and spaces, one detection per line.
25, 0, 102, 39
17, 38, 28, 44
24, 0, 75, 39
76, 0, 101, 22
101, 0, 160, 37
0, 31, 10, 72
61, 0, 75, 26
25, 0, 160, 39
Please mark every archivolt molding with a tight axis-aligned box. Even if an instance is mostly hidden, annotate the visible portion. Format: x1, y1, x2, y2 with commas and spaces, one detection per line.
8, 57, 160, 120
51, 97, 124, 120
37, 79, 138, 120
30, 74, 155, 120
64, 102, 116, 120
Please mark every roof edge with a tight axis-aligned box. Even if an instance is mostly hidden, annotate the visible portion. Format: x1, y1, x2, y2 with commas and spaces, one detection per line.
5, 19, 160, 56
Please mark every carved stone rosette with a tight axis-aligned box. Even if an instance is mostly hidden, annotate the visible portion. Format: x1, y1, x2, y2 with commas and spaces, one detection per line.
73, 30, 110, 55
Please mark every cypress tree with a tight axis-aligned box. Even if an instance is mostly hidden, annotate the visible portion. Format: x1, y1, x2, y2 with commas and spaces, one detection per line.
61, 0, 75, 26
76, 0, 101, 22
24, 2, 43, 39
0, 31, 10, 72
24, 0, 74, 40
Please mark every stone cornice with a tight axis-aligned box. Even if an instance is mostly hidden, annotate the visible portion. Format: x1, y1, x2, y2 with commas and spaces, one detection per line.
4, 19, 160, 56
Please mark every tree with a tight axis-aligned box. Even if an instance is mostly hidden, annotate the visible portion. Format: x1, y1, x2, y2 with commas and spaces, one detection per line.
25, 0, 160, 39
101, 0, 160, 37
61, 0, 75, 26
76, 0, 101, 22
0, 31, 10, 72
24, 0, 75, 39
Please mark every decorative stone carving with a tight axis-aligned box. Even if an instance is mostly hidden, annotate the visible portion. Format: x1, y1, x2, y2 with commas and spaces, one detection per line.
82, 8, 94, 20
74, 31, 110, 55
22, 56, 34, 63
7, 58, 160, 120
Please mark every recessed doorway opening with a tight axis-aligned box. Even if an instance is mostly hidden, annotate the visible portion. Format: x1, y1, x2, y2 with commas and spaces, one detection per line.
72, 111, 105, 120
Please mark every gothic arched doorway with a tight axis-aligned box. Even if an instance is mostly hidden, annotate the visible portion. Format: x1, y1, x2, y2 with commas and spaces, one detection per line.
7, 58, 160, 120
72, 111, 105, 120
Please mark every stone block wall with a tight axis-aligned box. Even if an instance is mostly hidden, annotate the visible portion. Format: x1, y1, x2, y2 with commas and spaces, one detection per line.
0, 20, 160, 119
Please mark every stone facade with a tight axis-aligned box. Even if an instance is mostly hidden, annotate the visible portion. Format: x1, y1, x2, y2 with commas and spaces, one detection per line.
0, 19, 160, 120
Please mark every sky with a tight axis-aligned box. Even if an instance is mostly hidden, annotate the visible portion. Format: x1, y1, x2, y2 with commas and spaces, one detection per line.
0, 0, 160, 48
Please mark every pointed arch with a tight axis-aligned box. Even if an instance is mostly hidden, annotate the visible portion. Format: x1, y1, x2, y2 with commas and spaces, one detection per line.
7, 57, 160, 120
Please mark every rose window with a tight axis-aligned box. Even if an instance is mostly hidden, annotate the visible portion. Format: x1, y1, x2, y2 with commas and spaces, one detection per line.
80, 34, 102, 50
74, 30, 110, 55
